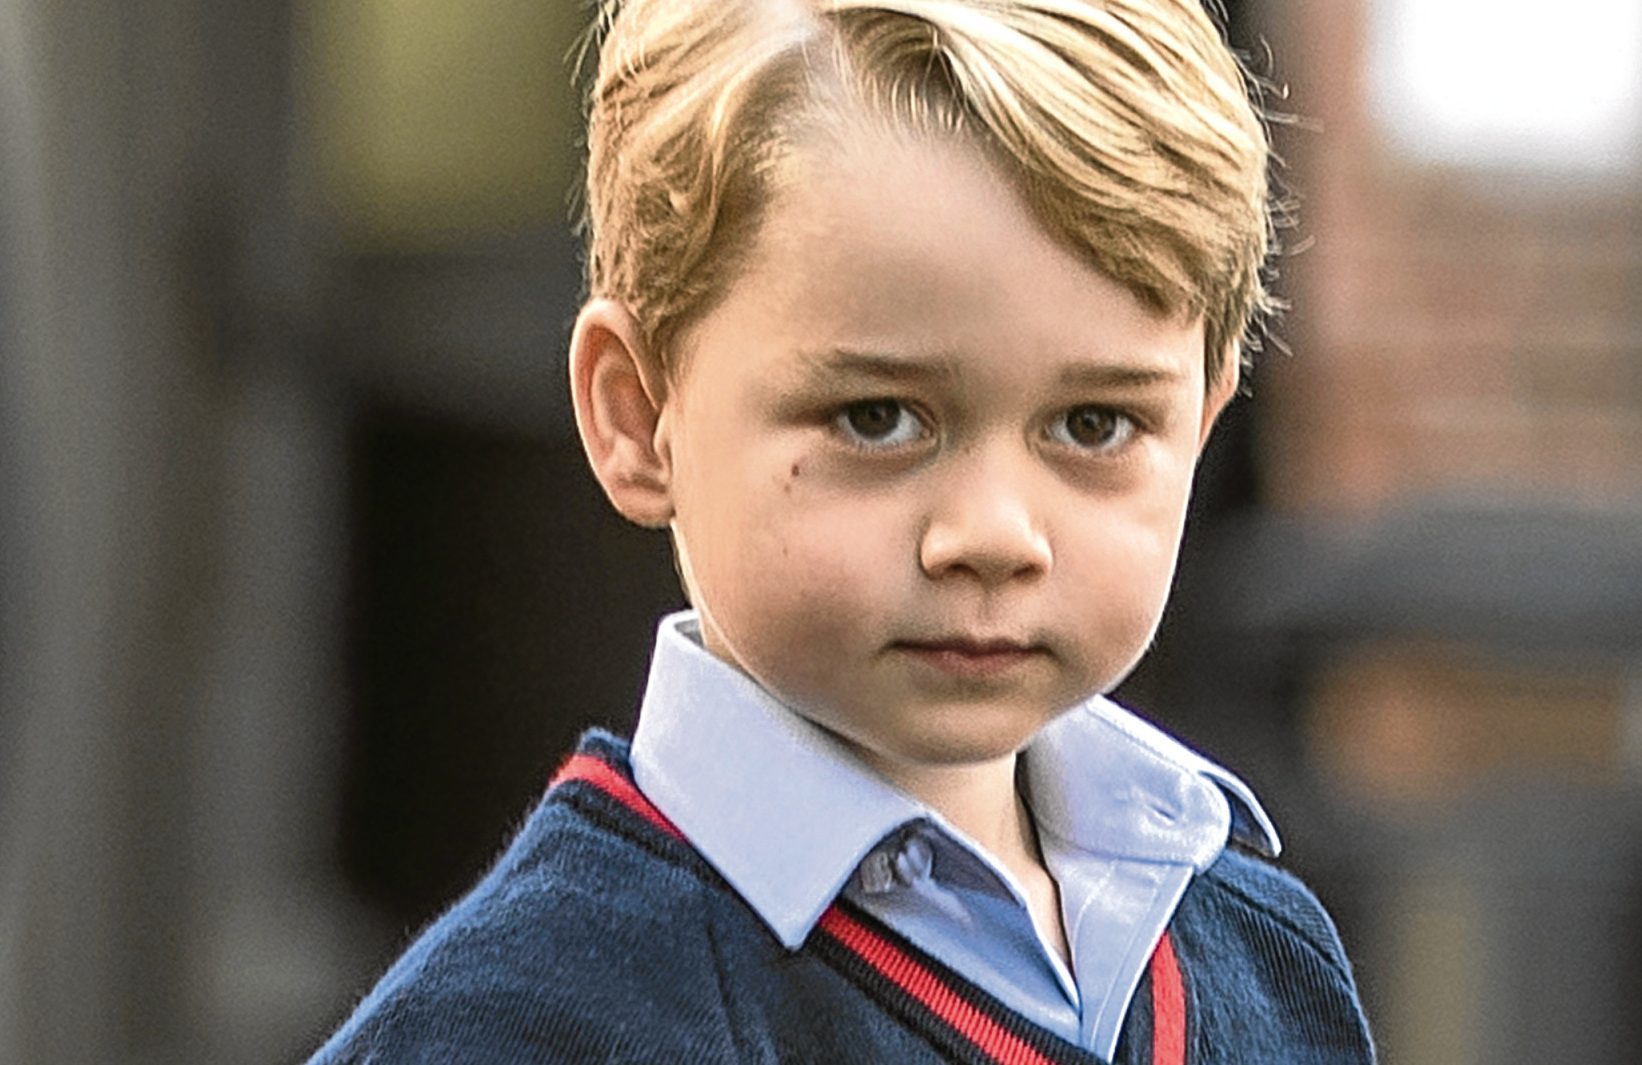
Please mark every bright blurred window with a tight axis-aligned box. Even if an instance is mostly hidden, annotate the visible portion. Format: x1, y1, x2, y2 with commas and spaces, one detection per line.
1368, 0, 1642, 173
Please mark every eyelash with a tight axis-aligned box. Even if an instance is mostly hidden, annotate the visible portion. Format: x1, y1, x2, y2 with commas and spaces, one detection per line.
829, 399, 1142, 457
832, 399, 930, 450
1045, 405, 1138, 454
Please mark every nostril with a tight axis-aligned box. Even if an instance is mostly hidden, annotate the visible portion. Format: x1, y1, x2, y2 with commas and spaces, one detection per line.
917, 525, 1052, 584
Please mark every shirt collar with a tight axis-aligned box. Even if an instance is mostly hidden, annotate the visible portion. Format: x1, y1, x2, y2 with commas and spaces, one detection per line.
1024, 698, 1280, 868
629, 610, 1280, 948
630, 612, 924, 948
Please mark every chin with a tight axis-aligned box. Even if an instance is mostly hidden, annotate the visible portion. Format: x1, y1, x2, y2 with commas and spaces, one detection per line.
880, 709, 1051, 768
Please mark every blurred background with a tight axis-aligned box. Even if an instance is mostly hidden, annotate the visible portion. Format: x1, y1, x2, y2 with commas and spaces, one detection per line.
1, 0, 1638, 1062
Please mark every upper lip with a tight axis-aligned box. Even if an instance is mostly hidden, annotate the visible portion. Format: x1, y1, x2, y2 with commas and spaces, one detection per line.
894, 635, 1044, 655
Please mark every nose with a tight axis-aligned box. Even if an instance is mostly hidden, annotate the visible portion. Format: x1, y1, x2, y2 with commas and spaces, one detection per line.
918, 459, 1052, 586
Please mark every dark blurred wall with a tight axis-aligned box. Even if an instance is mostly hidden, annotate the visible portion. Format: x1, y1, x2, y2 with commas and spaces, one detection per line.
0, 1, 355, 1061
0, 2, 669, 1062
340, 416, 679, 931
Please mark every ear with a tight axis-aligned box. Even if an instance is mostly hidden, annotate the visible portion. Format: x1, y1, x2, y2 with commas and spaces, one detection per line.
569, 299, 676, 528
1196, 347, 1242, 453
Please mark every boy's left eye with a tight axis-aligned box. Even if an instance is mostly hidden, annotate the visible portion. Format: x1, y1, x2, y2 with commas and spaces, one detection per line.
1047, 405, 1135, 451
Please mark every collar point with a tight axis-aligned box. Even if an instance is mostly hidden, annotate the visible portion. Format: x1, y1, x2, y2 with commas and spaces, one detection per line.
769, 911, 823, 952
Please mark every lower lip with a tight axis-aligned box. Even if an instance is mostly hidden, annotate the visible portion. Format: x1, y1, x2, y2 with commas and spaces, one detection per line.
896, 645, 1044, 680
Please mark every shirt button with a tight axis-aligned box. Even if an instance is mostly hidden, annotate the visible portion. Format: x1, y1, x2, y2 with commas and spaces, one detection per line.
857, 831, 937, 895
895, 834, 934, 884
858, 848, 899, 895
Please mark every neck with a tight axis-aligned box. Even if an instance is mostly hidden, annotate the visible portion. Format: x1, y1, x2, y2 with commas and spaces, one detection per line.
851, 743, 1073, 969
854, 748, 1040, 875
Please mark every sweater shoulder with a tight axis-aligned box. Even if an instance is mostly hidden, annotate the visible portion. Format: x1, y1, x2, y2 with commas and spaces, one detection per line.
1196, 847, 1357, 980
308, 782, 738, 1064
1168, 848, 1377, 1064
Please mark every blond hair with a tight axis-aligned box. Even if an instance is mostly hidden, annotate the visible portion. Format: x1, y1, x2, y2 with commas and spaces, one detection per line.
582, 0, 1273, 384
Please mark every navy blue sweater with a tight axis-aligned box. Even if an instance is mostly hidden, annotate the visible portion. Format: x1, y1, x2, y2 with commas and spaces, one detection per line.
310, 732, 1374, 1064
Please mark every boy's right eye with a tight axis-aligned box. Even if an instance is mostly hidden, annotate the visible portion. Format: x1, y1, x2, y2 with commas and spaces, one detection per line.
834, 399, 927, 449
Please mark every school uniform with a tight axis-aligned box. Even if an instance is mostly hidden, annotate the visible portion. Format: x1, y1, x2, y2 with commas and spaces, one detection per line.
309, 613, 1373, 1064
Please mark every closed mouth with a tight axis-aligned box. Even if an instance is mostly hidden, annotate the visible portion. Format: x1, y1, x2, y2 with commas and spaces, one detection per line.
897, 638, 1040, 655
890, 637, 1049, 678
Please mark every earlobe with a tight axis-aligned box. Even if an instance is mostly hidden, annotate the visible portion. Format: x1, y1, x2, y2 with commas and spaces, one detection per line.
568, 299, 676, 528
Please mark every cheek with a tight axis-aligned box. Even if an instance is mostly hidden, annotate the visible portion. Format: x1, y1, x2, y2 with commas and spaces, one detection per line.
701, 516, 898, 709
761, 508, 898, 610
697, 485, 907, 635
1059, 482, 1193, 660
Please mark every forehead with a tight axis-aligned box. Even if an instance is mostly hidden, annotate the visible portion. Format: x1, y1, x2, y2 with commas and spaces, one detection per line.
680, 128, 1206, 391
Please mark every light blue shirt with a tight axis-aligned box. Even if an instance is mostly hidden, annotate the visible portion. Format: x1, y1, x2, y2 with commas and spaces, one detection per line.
630, 611, 1280, 1059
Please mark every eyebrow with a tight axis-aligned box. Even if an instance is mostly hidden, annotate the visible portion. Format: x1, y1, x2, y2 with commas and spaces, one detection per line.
793, 347, 1184, 389
1056, 363, 1185, 389
792, 348, 961, 384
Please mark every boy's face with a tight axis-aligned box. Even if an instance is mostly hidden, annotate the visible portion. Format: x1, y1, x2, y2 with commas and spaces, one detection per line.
613, 130, 1233, 773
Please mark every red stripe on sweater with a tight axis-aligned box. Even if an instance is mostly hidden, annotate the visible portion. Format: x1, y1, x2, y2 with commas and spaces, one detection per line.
1150, 931, 1186, 1065
554, 749, 1190, 1065
550, 752, 684, 841
817, 905, 1055, 1065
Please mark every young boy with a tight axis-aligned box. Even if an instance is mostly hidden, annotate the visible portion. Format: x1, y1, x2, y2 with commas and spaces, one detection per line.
311, 1, 1374, 1062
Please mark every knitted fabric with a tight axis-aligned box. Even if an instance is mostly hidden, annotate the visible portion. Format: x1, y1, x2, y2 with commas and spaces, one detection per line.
309, 731, 1374, 1064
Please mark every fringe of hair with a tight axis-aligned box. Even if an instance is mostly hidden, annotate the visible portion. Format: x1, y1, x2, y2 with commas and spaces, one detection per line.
582, 0, 1277, 385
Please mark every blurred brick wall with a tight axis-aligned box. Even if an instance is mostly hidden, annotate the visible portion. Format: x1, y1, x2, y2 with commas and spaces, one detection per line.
1258, 3, 1642, 1061
1260, 0, 1641, 805
1263, 0, 1642, 515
